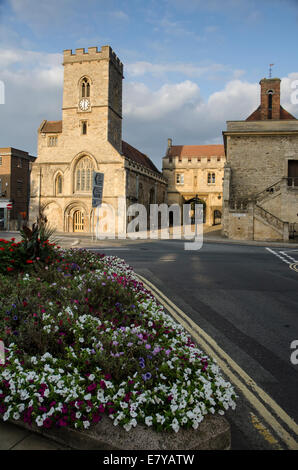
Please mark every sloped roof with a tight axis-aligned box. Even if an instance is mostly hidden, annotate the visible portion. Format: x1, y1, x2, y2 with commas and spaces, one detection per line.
122, 140, 161, 174
38, 122, 161, 175
167, 144, 225, 157
40, 120, 63, 133
246, 106, 296, 121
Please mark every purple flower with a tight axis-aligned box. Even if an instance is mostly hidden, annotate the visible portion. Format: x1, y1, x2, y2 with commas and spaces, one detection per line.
142, 372, 152, 381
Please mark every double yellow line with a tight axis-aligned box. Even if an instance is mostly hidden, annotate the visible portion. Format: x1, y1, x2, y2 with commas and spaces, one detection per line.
137, 274, 298, 450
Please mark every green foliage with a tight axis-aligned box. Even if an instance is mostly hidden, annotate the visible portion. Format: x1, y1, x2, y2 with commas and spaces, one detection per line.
0, 206, 57, 275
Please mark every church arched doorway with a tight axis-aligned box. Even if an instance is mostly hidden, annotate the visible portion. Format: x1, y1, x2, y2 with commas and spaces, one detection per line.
73, 210, 84, 232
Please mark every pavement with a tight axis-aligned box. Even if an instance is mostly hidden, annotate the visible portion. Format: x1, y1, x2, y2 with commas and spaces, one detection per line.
0, 420, 70, 450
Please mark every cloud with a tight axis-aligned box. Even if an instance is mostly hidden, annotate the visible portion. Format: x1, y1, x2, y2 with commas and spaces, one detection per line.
123, 75, 298, 167
0, 44, 297, 170
126, 61, 230, 79
0, 47, 63, 154
109, 10, 129, 21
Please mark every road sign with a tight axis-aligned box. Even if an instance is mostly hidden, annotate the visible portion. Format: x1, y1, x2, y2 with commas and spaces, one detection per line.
92, 172, 104, 208
6, 203, 12, 210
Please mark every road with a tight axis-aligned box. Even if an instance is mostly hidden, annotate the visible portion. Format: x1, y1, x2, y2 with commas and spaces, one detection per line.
1, 231, 298, 449
82, 238, 298, 450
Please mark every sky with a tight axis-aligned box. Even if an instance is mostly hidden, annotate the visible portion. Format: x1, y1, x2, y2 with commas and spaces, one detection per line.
0, 0, 298, 170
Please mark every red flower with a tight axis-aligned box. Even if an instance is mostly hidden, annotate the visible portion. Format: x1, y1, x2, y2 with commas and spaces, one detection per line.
26, 260, 33, 264
7, 267, 13, 272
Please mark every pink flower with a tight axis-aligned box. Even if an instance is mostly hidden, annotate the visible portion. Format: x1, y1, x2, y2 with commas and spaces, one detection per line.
87, 383, 97, 392
98, 404, 105, 413
100, 380, 106, 390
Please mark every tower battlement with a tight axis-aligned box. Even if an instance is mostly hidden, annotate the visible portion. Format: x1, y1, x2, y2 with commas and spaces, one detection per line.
63, 45, 123, 75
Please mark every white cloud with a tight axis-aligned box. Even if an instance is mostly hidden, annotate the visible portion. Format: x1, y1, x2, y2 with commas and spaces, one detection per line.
123, 75, 298, 167
126, 61, 229, 79
0, 47, 63, 155
0, 44, 297, 169
109, 10, 129, 21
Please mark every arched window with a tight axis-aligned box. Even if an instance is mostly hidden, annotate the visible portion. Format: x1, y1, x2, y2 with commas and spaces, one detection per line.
75, 157, 94, 192
81, 77, 90, 98
56, 174, 63, 195
267, 90, 274, 119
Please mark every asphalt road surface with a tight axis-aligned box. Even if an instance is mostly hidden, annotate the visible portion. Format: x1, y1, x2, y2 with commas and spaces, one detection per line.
83, 239, 298, 450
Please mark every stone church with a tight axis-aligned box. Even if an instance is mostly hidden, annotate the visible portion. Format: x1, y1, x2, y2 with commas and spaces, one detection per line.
29, 45, 166, 234
222, 77, 298, 241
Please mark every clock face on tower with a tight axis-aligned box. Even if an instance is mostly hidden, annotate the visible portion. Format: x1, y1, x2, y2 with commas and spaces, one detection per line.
79, 98, 90, 111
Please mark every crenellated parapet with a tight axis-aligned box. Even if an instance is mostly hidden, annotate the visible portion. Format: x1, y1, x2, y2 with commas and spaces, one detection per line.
63, 45, 123, 75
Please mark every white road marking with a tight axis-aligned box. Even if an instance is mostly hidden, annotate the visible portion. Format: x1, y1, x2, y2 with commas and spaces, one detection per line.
266, 247, 292, 265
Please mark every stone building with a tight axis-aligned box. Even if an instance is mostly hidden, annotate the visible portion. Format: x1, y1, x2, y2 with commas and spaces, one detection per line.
29, 45, 166, 234
0, 147, 35, 230
162, 139, 225, 226
222, 77, 298, 241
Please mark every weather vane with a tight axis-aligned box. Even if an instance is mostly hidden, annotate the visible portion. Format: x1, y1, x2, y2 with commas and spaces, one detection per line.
269, 64, 274, 78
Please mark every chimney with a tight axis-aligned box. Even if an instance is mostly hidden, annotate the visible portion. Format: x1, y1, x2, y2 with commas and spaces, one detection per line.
259, 78, 281, 120
167, 138, 172, 148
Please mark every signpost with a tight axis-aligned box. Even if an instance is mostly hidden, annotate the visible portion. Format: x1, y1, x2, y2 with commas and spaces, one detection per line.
92, 172, 104, 240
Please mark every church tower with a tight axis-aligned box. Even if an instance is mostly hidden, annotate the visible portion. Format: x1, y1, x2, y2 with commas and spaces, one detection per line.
62, 45, 123, 151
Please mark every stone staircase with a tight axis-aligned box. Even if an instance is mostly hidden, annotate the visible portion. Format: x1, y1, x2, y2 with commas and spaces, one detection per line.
229, 179, 289, 240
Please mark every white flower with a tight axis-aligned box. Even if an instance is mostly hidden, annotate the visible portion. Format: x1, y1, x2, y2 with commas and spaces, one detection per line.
145, 416, 153, 427
36, 416, 44, 427
170, 418, 180, 433
83, 421, 90, 429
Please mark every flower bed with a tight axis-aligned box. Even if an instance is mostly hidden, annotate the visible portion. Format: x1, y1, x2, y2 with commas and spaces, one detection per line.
0, 246, 236, 433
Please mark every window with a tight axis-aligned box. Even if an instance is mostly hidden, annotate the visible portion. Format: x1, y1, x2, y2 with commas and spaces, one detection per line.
48, 136, 58, 147
178, 156, 182, 162
197, 157, 201, 162
267, 90, 273, 120
16, 158, 22, 168
56, 174, 63, 195
207, 157, 211, 162
81, 77, 90, 98
16, 180, 23, 196
194, 175, 197, 187
208, 172, 216, 184
176, 173, 184, 184
169, 157, 173, 163
217, 157, 221, 162
75, 157, 94, 192
188, 157, 191, 162
0, 156, 2, 166
81, 121, 87, 135
288, 160, 298, 187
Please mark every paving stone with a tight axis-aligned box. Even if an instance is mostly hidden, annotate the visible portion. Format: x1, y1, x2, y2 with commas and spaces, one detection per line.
0, 421, 29, 450
11, 433, 68, 450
